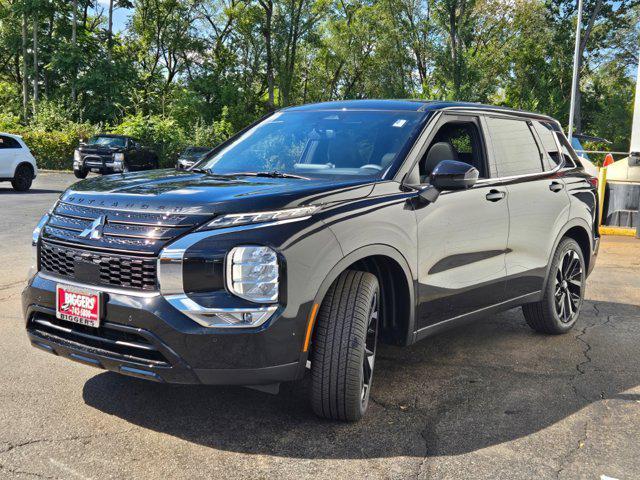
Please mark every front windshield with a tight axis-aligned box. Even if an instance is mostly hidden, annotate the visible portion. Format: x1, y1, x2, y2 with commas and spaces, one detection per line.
88, 136, 126, 148
200, 110, 425, 178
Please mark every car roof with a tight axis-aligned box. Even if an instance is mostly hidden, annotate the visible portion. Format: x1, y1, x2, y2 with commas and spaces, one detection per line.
94, 134, 130, 139
283, 99, 557, 122
0, 132, 22, 139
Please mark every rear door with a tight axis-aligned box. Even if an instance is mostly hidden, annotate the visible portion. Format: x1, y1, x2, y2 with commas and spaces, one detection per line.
484, 116, 570, 299
413, 113, 509, 330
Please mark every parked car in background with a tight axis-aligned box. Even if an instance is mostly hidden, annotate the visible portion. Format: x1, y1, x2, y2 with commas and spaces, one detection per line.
25, 100, 599, 421
0, 132, 38, 191
73, 134, 159, 179
176, 146, 212, 170
571, 134, 610, 177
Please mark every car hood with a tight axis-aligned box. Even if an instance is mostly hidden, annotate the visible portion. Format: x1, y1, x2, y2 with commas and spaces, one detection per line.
60, 169, 376, 215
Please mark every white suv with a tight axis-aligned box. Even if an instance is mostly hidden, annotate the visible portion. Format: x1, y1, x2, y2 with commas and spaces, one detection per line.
0, 133, 38, 191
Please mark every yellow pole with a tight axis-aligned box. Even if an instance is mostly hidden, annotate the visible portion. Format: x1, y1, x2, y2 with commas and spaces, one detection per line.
597, 166, 607, 226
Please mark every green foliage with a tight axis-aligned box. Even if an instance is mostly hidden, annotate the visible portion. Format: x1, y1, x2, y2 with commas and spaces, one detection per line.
0, 0, 635, 170
20, 130, 84, 170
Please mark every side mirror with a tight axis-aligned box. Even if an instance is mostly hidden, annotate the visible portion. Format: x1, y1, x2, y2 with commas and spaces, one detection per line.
430, 160, 479, 191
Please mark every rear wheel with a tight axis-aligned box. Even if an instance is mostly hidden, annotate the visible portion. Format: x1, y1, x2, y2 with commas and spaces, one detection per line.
310, 270, 380, 421
11, 164, 33, 191
522, 238, 585, 334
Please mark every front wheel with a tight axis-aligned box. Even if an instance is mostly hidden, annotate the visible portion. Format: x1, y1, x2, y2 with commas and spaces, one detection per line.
11, 164, 33, 191
522, 238, 585, 334
310, 270, 380, 421
74, 168, 88, 179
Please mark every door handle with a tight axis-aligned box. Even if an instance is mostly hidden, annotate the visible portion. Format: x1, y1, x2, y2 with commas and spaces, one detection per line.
549, 181, 564, 192
485, 189, 506, 202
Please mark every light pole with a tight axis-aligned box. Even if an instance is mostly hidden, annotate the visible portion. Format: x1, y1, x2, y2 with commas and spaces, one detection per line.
567, 0, 584, 141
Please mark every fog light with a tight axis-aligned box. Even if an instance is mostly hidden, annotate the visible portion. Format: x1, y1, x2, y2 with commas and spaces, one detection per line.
226, 246, 279, 303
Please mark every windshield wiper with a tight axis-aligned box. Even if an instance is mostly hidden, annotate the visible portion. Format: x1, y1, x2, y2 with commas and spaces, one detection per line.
188, 168, 236, 180
230, 170, 309, 180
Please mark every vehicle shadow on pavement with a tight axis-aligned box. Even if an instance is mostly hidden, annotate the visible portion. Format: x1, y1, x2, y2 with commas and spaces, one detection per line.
82, 299, 640, 459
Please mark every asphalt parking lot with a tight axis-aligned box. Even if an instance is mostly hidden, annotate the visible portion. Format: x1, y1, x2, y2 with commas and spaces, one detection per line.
1, 172, 639, 480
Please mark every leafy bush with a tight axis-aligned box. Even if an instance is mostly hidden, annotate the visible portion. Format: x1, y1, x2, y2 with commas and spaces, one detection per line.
110, 110, 234, 167
20, 130, 80, 170
110, 114, 187, 167
1, 107, 235, 170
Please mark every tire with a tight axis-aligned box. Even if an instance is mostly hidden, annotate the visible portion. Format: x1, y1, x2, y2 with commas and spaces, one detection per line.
310, 270, 380, 421
522, 238, 585, 334
11, 164, 33, 191
74, 168, 88, 179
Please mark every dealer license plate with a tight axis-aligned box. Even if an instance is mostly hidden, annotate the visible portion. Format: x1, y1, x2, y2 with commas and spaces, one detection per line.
56, 284, 101, 328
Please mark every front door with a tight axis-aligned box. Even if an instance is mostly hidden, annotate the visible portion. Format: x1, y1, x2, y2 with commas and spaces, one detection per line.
413, 114, 509, 330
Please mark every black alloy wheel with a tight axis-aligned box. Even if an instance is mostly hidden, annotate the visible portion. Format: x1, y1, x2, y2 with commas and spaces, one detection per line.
554, 249, 583, 323
361, 291, 379, 407
523, 237, 585, 334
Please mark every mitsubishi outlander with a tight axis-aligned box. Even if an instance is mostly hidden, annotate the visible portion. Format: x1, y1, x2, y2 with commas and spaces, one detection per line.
24, 100, 599, 421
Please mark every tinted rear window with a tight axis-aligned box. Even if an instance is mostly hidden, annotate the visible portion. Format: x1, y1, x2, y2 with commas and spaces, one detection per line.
0, 136, 21, 149
532, 121, 562, 170
486, 118, 543, 177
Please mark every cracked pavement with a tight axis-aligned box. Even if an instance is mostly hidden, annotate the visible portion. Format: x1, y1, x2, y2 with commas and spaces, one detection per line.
1, 173, 639, 479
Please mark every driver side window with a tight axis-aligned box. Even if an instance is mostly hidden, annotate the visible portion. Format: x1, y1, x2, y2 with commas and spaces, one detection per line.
419, 119, 487, 183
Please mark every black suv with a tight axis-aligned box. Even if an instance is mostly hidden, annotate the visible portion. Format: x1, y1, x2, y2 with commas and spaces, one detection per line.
25, 100, 598, 421
73, 134, 159, 178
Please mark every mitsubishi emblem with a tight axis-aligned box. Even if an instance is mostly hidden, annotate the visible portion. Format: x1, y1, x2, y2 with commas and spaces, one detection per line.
79, 215, 107, 240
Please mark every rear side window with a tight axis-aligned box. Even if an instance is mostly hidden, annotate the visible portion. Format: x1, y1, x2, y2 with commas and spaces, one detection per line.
486, 117, 543, 177
0, 136, 21, 149
555, 133, 578, 168
532, 121, 562, 170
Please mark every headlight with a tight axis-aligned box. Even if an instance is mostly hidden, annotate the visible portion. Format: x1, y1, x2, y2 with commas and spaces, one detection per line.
113, 152, 124, 162
204, 206, 318, 230
30, 213, 49, 276
73, 149, 81, 163
226, 246, 279, 303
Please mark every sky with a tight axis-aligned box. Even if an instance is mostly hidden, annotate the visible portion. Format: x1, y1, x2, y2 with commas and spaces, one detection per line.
96, 1, 131, 33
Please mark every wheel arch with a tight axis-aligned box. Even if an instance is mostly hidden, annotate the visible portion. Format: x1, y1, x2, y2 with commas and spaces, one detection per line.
310, 244, 416, 347
542, 218, 593, 292
13, 161, 35, 178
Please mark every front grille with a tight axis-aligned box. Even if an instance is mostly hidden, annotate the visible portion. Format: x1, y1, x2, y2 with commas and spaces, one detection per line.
28, 312, 170, 366
42, 201, 211, 255
40, 241, 157, 291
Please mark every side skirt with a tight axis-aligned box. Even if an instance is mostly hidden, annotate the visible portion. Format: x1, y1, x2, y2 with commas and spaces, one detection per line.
413, 291, 542, 342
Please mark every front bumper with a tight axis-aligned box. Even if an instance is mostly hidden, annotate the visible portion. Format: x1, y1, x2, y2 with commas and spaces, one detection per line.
76, 157, 123, 174
23, 273, 305, 385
